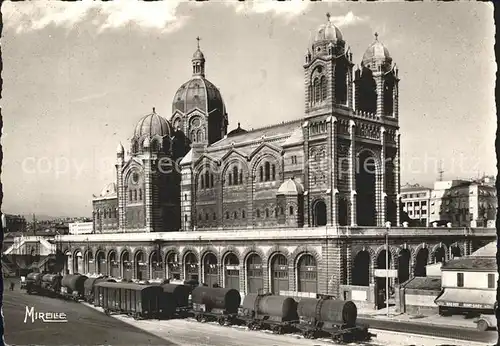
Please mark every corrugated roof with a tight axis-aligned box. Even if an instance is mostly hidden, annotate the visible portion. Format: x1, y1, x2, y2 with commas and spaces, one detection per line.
441, 257, 497, 271
402, 277, 441, 290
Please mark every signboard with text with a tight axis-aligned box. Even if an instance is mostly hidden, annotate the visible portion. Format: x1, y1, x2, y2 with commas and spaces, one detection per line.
374, 269, 398, 278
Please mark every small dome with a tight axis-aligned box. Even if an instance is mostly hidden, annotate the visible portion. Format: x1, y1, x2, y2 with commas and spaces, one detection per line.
193, 48, 205, 60
99, 183, 117, 197
314, 13, 343, 43
277, 178, 304, 196
116, 143, 124, 154
227, 123, 247, 137
133, 108, 173, 139
362, 33, 392, 68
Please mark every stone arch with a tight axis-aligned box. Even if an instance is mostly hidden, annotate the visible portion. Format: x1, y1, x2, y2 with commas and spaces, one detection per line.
250, 152, 281, 182
355, 148, 380, 226
449, 242, 463, 259
132, 246, 150, 261
119, 247, 132, 263
194, 160, 220, 188
133, 248, 148, 280
95, 248, 107, 276
430, 243, 448, 263
120, 247, 133, 280
73, 248, 84, 274
199, 246, 221, 263
373, 245, 395, 269
352, 247, 375, 286
241, 246, 267, 265
183, 248, 199, 282
201, 250, 219, 287
265, 246, 292, 264
164, 247, 181, 280
221, 157, 250, 184
412, 243, 430, 277
291, 246, 322, 267
396, 246, 412, 284
355, 147, 382, 174
180, 246, 199, 262
311, 198, 327, 226
267, 249, 291, 294
220, 245, 241, 263
83, 248, 94, 274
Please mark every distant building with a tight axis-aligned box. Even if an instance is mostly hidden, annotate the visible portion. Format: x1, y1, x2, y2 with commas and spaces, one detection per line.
435, 241, 497, 315
3, 214, 27, 233
92, 183, 118, 233
69, 222, 94, 235
401, 184, 431, 226
429, 180, 496, 227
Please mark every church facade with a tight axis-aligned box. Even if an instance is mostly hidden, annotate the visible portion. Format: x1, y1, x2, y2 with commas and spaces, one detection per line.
92, 15, 401, 234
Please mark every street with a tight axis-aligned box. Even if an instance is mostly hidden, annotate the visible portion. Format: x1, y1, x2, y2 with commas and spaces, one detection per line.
2, 278, 174, 346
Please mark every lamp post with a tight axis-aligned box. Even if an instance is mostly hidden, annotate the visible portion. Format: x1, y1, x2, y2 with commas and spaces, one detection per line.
385, 221, 391, 317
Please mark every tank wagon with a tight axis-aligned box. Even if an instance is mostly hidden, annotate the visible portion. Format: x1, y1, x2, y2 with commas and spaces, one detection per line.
25, 272, 44, 294
94, 281, 176, 320
240, 293, 298, 334
191, 287, 241, 325
61, 274, 88, 301
295, 296, 373, 342
40, 274, 63, 297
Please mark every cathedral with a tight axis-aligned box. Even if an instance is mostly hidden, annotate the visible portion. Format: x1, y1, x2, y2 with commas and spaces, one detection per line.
92, 14, 401, 234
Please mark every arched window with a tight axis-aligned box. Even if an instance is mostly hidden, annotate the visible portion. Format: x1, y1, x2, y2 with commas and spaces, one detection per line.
233, 167, 238, 186
259, 167, 264, 182
272, 164, 276, 181
234, 211, 238, 219
201, 175, 205, 189
213, 213, 217, 220
308, 84, 313, 103
229, 174, 232, 186
184, 194, 187, 201
320, 76, 327, 101
211, 174, 214, 188
289, 206, 294, 215
184, 214, 188, 223
314, 78, 320, 103
139, 189, 142, 201
280, 207, 284, 215
256, 210, 260, 218
239, 172, 243, 184
335, 62, 347, 105
205, 171, 210, 188
265, 209, 269, 218
242, 210, 246, 219
226, 212, 230, 219
197, 130, 203, 142
264, 162, 271, 181
129, 190, 132, 202
205, 213, 209, 221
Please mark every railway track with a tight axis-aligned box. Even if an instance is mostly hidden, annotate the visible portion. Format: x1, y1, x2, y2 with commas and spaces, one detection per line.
358, 317, 497, 344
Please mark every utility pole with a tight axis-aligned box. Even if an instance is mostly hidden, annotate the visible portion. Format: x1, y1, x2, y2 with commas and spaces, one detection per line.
385, 221, 391, 317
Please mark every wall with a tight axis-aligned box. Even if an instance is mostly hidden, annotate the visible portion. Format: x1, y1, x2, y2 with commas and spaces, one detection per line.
401, 288, 440, 316
442, 270, 498, 289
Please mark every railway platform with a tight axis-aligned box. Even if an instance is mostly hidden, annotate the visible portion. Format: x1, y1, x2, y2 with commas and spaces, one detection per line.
358, 306, 481, 329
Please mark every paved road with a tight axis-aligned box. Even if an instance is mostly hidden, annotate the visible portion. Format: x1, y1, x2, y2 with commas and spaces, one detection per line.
358, 317, 498, 344
2, 278, 175, 345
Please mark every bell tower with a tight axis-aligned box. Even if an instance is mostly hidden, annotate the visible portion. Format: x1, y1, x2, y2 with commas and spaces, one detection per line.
304, 13, 354, 118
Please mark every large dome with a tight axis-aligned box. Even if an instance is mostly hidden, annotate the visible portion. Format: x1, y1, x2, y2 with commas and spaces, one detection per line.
361, 33, 392, 68
133, 109, 173, 138
172, 77, 225, 115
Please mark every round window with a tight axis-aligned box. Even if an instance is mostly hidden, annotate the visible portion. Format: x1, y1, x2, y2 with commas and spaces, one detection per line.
131, 172, 140, 184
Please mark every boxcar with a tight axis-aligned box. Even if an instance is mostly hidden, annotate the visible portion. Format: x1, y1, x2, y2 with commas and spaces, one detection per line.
84, 277, 116, 303
94, 281, 174, 319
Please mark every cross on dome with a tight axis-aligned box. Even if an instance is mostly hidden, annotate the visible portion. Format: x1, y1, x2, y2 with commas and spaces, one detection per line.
196, 36, 201, 49
326, 12, 331, 22
374, 32, 379, 41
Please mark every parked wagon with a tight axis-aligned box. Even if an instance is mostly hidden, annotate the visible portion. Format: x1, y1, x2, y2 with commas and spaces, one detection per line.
240, 293, 298, 334
61, 274, 88, 301
161, 283, 192, 311
295, 297, 372, 342
83, 277, 116, 303
94, 281, 176, 320
25, 272, 44, 294
40, 274, 63, 296
190, 286, 241, 325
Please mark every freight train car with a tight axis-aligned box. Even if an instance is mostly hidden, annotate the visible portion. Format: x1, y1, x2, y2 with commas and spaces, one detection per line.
240, 293, 298, 334
190, 286, 241, 325
94, 281, 176, 320
83, 277, 116, 303
295, 296, 373, 342
61, 274, 88, 301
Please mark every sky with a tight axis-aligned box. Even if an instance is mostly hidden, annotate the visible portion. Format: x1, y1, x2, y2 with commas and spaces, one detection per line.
1, 1, 496, 217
